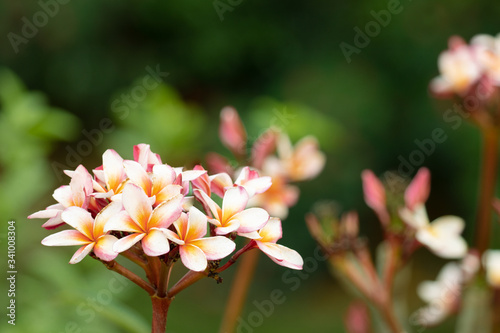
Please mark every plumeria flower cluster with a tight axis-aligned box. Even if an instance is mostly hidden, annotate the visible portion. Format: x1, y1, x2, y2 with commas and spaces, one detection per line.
430, 33, 500, 98
363, 167, 468, 259
206, 106, 326, 218
307, 167, 473, 333
30, 143, 303, 273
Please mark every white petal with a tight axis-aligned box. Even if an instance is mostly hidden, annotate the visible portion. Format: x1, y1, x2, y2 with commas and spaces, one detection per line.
42, 230, 91, 246
122, 183, 152, 230
141, 228, 170, 257
113, 233, 145, 253
233, 208, 269, 233
222, 186, 249, 222
123, 160, 152, 195
93, 235, 119, 261
149, 194, 183, 229
69, 243, 95, 264
257, 217, 282, 243
190, 236, 235, 260
180, 244, 207, 272
61, 207, 94, 240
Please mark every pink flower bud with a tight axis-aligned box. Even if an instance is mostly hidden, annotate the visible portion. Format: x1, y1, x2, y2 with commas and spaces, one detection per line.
344, 301, 371, 333
219, 106, 247, 158
405, 167, 430, 210
251, 129, 278, 169
361, 170, 389, 226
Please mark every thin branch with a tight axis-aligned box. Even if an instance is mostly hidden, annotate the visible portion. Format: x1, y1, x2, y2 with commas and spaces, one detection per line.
99, 259, 155, 296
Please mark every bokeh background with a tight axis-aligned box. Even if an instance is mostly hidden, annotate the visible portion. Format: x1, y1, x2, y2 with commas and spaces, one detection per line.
1, 1, 500, 332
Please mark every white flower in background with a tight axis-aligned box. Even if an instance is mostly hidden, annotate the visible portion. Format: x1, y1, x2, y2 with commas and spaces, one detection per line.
400, 204, 467, 259
483, 250, 500, 288
414, 262, 462, 326
471, 34, 500, 85
430, 36, 482, 96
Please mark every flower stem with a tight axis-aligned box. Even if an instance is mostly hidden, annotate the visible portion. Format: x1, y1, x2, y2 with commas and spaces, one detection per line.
100, 259, 155, 296
475, 127, 499, 255
167, 270, 208, 298
151, 295, 171, 333
219, 249, 260, 333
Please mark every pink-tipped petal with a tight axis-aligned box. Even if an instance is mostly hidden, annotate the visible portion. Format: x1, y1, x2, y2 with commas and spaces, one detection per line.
122, 183, 152, 231
149, 194, 183, 229
361, 170, 386, 213
191, 236, 235, 260
93, 235, 119, 261
42, 230, 92, 246
141, 228, 171, 257
102, 149, 125, 192
133, 144, 161, 169
210, 173, 233, 197
258, 217, 282, 243
28, 208, 60, 219
263, 243, 303, 270
69, 243, 95, 264
180, 244, 208, 272
256, 242, 284, 261
405, 168, 431, 209
233, 208, 269, 233
61, 207, 94, 240
251, 129, 278, 169
181, 169, 207, 182
113, 233, 145, 253
222, 186, 249, 222
69, 165, 93, 207
41, 214, 65, 230
242, 177, 273, 197
123, 160, 152, 196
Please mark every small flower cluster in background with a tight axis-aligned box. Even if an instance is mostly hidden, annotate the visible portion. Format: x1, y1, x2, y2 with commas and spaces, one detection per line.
207, 106, 326, 219
307, 167, 500, 330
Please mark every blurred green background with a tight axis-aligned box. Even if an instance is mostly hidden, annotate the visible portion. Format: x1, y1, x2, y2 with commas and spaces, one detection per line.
1, 0, 499, 332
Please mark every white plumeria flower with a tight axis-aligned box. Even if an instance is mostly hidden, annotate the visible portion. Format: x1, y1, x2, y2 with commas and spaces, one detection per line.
165, 207, 236, 272
41, 203, 121, 264
29, 165, 94, 229
104, 183, 183, 257
195, 186, 269, 237
482, 250, 500, 288
210, 167, 272, 198
400, 204, 467, 259
123, 160, 183, 207
92, 149, 127, 199
254, 217, 303, 270
430, 38, 483, 95
415, 262, 462, 326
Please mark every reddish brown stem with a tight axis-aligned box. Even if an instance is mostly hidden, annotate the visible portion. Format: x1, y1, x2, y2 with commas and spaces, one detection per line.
219, 249, 260, 333
167, 270, 208, 298
151, 295, 171, 333
475, 128, 499, 255
100, 259, 155, 296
